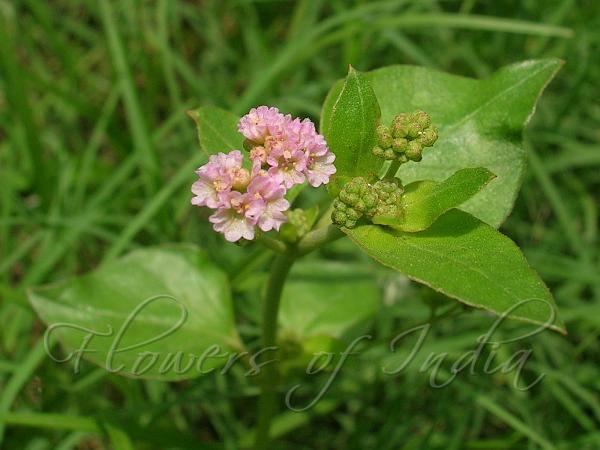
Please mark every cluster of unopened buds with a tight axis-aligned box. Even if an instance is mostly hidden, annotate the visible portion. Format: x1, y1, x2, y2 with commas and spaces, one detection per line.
332, 177, 404, 229
372, 110, 438, 162
332, 110, 438, 229
191, 106, 336, 242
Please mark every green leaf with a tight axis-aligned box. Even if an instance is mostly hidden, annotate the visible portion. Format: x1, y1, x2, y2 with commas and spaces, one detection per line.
279, 261, 380, 343
373, 167, 496, 232
188, 105, 243, 156
321, 66, 383, 197
345, 210, 565, 333
323, 59, 562, 227
28, 245, 241, 381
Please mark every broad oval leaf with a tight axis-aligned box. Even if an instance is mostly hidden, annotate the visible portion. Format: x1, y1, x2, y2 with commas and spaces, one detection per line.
322, 59, 562, 227
346, 210, 565, 333
28, 245, 241, 381
279, 261, 380, 344
188, 106, 243, 156
373, 167, 496, 232
321, 66, 383, 197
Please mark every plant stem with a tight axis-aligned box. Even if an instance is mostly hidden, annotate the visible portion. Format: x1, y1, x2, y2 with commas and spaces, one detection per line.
254, 253, 295, 449
253, 222, 344, 448
256, 234, 288, 254
297, 225, 344, 256
385, 159, 402, 178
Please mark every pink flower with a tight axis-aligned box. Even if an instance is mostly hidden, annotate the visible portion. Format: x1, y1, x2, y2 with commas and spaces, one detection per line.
208, 191, 256, 242
191, 150, 244, 208
267, 145, 307, 188
246, 174, 289, 231
303, 134, 336, 186
249, 146, 268, 167
238, 106, 286, 144
193, 107, 337, 242
306, 151, 336, 187
239, 107, 336, 188
282, 117, 335, 186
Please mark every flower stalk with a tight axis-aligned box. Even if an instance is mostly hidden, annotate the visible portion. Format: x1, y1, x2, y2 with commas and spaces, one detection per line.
253, 224, 343, 448
254, 253, 295, 449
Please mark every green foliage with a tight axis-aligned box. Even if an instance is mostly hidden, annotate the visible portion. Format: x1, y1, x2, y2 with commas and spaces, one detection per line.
188, 106, 243, 156
279, 261, 380, 342
28, 246, 240, 381
321, 67, 383, 197
323, 59, 563, 227
322, 60, 561, 333
373, 167, 496, 232
347, 209, 565, 333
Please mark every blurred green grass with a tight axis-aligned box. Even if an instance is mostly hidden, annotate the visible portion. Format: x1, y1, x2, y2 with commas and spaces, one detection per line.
0, 0, 599, 449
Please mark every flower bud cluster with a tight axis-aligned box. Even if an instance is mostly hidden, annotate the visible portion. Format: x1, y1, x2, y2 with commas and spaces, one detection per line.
279, 208, 317, 243
331, 177, 404, 229
372, 110, 438, 163
370, 178, 404, 218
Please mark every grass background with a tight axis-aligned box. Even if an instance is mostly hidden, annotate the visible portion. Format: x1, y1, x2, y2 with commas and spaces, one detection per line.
1, 0, 599, 449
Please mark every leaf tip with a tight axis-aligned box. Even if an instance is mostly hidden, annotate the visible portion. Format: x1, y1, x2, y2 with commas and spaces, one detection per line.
483, 168, 498, 183
346, 64, 363, 81
187, 109, 200, 121
556, 324, 568, 336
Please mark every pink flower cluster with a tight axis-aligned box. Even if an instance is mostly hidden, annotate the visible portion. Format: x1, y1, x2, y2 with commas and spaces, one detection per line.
239, 106, 336, 189
191, 107, 336, 242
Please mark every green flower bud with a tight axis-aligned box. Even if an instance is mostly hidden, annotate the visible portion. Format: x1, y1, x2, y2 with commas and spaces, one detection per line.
346, 208, 361, 221
294, 213, 309, 232
383, 148, 396, 160
370, 178, 404, 219
373, 178, 400, 194
379, 110, 438, 165
363, 192, 378, 209
332, 209, 348, 225
418, 126, 438, 147
392, 138, 408, 153
331, 209, 356, 229
333, 177, 405, 226
279, 208, 318, 243
338, 190, 358, 206
338, 190, 351, 204
374, 203, 399, 218
392, 114, 409, 138
346, 177, 369, 194
406, 140, 423, 161
332, 198, 347, 211
333, 178, 370, 228
376, 125, 393, 148
372, 146, 385, 158
407, 122, 422, 139
413, 110, 431, 129
355, 200, 367, 212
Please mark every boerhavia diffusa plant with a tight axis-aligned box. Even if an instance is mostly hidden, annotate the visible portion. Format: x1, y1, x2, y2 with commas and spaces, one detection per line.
29, 61, 566, 449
